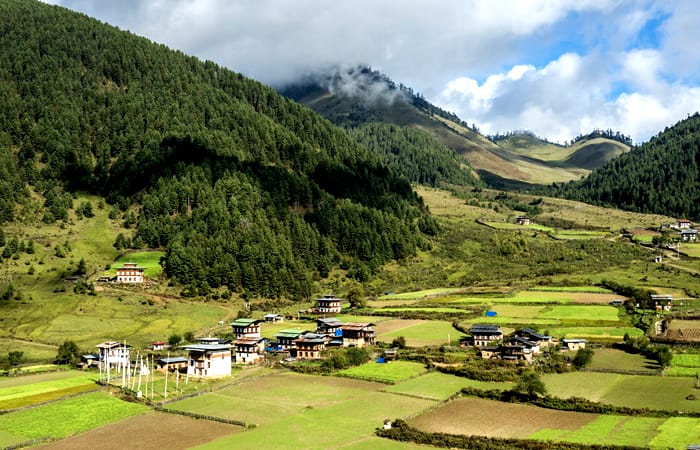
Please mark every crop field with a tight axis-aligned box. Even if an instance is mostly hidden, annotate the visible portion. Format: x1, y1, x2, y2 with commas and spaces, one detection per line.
665, 353, 700, 376
530, 286, 613, 293
383, 372, 513, 400
337, 361, 427, 384
538, 305, 620, 322
41, 411, 241, 450
374, 320, 464, 346
109, 251, 166, 278
543, 372, 700, 412
377, 288, 466, 300
588, 348, 659, 373
0, 371, 98, 410
450, 291, 621, 304
666, 320, 700, 342
373, 306, 469, 314
409, 397, 700, 448
169, 372, 435, 449
0, 391, 149, 448
680, 243, 700, 257
548, 326, 643, 339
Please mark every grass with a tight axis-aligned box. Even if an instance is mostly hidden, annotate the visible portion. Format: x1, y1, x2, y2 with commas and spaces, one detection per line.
530, 286, 613, 293
548, 326, 643, 339
588, 348, 659, 373
375, 320, 465, 347
383, 372, 512, 400
0, 371, 98, 410
337, 361, 427, 384
538, 305, 620, 321
0, 391, 148, 447
666, 353, 700, 376
377, 288, 466, 300
109, 251, 165, 277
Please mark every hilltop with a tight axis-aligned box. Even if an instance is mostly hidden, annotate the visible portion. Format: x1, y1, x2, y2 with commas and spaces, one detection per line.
279, 66, 630, 188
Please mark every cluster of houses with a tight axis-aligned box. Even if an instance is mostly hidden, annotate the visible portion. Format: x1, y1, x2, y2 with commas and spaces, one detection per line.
469, 324, 586, 362
662, 219, 698, 242
85, 295, 375, 379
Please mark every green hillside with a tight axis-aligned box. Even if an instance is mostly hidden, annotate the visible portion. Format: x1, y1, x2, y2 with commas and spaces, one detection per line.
0, 0, 434, 299
549, 113, 700, 220
280, 67, 628, 188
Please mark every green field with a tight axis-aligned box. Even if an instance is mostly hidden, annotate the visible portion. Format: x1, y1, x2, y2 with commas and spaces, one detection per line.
383, 372, 512, 400
0, 391, 148, 448
375, 320, 465, 347
378, 288, 466, 300
337, 361, 427, 384
0, 371, 99, 410
549, 326, 643, 340
666, 353, 700, 376
109, 251, 166, 278
589, 348, 659, 373
529, 286, 613, 293
539, 305, 620, 321
543, 372, 700, 412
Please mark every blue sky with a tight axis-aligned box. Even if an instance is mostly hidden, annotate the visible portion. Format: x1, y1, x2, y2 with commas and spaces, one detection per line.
43, 0, 700, 144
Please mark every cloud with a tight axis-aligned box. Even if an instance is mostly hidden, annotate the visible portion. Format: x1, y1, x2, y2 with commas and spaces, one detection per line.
41, 0, 700, 143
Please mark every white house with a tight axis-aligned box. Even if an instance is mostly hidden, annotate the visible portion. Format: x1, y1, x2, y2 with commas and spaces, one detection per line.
96, 341, 130, 370
182, 343, 232, 378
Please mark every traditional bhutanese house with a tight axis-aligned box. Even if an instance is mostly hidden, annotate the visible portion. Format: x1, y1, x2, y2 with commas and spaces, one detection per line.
341, 323, 375, 348
294, 333, 326, 359
469, 324, 503, 347
196, 337, 231, 345
316, 317, 343, 336
182, 343, 232, 378
156, 356, 188, 373
515, 216, 531, 225
316, 294, 343, 314
651, 294, 674, 312
80, 354, 100, 369
502, 336, 538, 361
515, 328, 552, 348
275, 329, 305, 350
96, 341, 130, 369
152, 341, 166, 351
478, 345, 500, 359
681, 229, 698, 242
676, 219, 692, 229
115, 262, 144, 283
234, 337, 265, 365
264, 313, 284, 323
230, 318, 262, 339
561, 338, 587, 351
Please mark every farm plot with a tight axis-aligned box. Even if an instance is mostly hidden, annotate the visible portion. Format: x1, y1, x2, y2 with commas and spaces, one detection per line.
666, 320, 700, 342
589, 348, 659, 373
383, 372, 513, 400
374, 320, 464, 347
0, 339, 57, 364
41, 411, 241, 450
543, 372, 700, 412
548, 326, 643, 340
409, 397, 700, 448
0, 391, 148, 448
538, 305, 620, 322
666, 353, 700, 376
0, 371, 99, 410
170, 372, 435, 449
337, 361, 427, 384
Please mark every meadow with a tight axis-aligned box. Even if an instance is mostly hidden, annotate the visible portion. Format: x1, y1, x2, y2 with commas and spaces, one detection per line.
337, 361, 427, 384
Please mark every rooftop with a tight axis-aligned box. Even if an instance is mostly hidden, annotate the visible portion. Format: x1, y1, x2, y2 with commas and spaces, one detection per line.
182, 344, 231, 352
469, 324, 502, 334
230, 318, 262, 327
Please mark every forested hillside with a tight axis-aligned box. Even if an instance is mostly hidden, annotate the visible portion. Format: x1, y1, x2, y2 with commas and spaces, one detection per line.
0, 0, 434, 299
548, 113, 700, 220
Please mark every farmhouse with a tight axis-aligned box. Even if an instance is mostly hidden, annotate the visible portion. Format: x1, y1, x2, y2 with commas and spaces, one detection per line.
96, 341, 130, 369
316, 317, 343, 336
80, 354, 99, 369
469, 324, 503, 347
675, 219, 692, 229
515, 216, 531, 225
152, 341, 166, 351
316, 294, 343, 314
196, 337, 231, 345
274, 329, 305, 350
264, 313, 284, 323
115, 262, 144, 283
156, 356, 188, 373
230, 318, 262, 339
515, 328, 552, 348
651, 294, 674, 312
294, 333, 326, 359
234, 337, 265, 364
681, 229, 698, 241
561, 338, 587, 351
341, 322, 375, 348
182, 343, 232, 378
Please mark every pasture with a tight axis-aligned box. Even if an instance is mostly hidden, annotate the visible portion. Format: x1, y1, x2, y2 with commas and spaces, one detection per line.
374, 320, 464, 347
337, 361, 427, 384
0, 391, 148, 448
409, 397, 700, 449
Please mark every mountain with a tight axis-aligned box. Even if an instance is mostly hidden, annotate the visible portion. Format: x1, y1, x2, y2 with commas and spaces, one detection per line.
547, 113, 700, 220
279, 67, 630, 189
0, 0, 436, 298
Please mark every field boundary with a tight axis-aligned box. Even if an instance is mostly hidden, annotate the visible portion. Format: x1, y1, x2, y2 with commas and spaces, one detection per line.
158, 370, 283, 406
156, 406, 254, 428
582, 367, 661, 376
2, 435, 52, 450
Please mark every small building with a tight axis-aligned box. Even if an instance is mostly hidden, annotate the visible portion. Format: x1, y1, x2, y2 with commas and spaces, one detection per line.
316, 317, 343, 336
561, 338, 587, 351
654, 255, 663, 263
96, 341, 130, 369
295, 333, 327, 359
264, 313, 284, 323
676, 219, 692, 229
316, 295, 343, 314
230, 318, 262, 339
275, 329, 305, 350
156, 356, 188, 373
681, 229, 698, 242
515, 216, 531, 226
115, 262, 144, 283
152, 341, 166, 351
196, 337, 231, 345
341, 323, 375, 348
233, 337, 265, 365
478, 345, 500, 359
469, 324, 503, 347
80, 354, 100, 369
515, 328, 552, 348
182, 343, 232, 378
